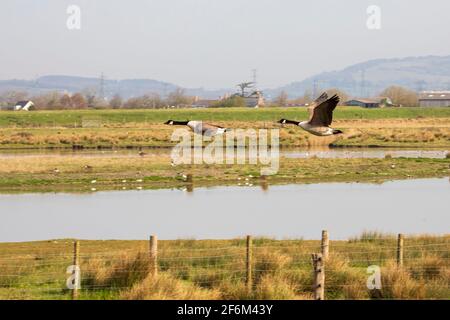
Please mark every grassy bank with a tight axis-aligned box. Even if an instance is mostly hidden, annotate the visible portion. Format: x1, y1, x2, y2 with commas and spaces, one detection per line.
0, 234, 448, 300
0, 108, 449, 149
0, 155, 448, 193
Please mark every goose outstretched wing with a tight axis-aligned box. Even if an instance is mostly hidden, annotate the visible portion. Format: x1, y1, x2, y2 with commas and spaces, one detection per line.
307, 92, 328, 121
308, 94, 340, 126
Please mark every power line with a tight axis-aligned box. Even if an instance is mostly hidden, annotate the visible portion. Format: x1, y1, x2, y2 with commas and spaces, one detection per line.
312, 79, 320, 99
99, 72, 105, 100
252, 69, 257, 90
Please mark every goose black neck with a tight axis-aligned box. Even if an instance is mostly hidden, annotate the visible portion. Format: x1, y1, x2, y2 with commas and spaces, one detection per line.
172, 121, 189, 125
285, 119, 300, 125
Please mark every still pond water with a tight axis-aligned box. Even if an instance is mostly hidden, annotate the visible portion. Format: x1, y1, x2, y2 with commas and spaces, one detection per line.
0, 178, 448, 242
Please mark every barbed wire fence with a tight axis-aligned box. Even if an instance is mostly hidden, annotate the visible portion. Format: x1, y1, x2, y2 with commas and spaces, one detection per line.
0, 231, 448, 300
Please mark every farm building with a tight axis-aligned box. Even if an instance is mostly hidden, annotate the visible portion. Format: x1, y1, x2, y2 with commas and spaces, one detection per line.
285, 103, 309, 107
191, 99, 220, 108
345, 97, 393, 108
14, 100, 35, 111
243, 91, 265, 108
419, 91, 450, 107
345, 98, 380, 108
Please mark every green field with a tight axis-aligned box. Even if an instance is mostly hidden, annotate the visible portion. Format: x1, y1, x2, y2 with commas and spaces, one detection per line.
1, 107, 450, 127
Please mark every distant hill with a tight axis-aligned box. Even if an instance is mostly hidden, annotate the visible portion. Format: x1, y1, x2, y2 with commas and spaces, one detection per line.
0, 75, 227, 99
2, 55, 450, 100
266, 55, 450, 98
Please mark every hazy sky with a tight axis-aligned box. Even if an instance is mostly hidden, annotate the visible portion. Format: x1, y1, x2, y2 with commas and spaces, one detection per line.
1, 0, 450, 89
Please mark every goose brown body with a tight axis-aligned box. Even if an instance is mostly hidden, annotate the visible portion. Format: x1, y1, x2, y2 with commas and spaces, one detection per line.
164, 120, 228, 136
278, 92, 343, 136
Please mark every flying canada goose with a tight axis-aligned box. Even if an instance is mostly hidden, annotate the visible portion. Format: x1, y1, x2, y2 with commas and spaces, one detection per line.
164, 120, 229, 137
278, 92, 343, 136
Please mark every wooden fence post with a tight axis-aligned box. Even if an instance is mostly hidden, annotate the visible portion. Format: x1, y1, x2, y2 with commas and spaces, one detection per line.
246, 235, 253, 292
397, 233, 404, 267
321, 230, 329, 260
150, 235, 158, 276
72, 240, 80, 300
312, 253, 325, 300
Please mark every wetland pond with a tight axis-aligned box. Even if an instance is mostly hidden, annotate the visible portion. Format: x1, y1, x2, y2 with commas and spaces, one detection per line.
0, 176, 448, 242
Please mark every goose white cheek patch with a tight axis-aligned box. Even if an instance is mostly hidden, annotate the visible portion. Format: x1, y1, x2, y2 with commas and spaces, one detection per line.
169, 124, 279, 175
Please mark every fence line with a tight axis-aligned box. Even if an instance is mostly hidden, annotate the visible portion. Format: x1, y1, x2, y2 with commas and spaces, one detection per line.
0, 231, 448, 300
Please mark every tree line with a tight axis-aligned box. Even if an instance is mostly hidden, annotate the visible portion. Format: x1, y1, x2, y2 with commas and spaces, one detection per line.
272, 86, 419, 107
0, 85, 421, 110
0, 88, 195, 110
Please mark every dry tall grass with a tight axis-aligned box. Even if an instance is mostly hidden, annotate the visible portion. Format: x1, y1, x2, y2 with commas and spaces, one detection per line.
1, 117, 449, 149
121, 274, 221, 300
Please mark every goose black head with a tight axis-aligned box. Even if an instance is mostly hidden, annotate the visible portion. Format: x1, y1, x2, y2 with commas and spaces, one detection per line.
164, 120, 174, 125
278, 119, 288, 124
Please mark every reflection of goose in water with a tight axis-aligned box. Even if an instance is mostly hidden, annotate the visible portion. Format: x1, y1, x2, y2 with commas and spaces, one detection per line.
164, 120, 229, 137
278, 92, 343, 136
177, 173, 194, 193
260, 175, 269, 192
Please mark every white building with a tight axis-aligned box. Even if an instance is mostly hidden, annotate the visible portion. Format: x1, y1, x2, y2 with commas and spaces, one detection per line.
419, 91, 450, 107
14, 100, 35, 111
